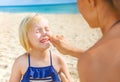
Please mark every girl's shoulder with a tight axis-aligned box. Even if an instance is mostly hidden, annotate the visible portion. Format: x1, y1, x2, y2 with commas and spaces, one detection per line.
15, 53, 28, 63
52, 52, 66, 65
12, 53, 29, 75
13, 53, 28, 70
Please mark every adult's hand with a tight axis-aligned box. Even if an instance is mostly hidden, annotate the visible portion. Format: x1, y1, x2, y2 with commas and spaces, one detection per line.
47, 33, 84, 58
47, 33, 73, 55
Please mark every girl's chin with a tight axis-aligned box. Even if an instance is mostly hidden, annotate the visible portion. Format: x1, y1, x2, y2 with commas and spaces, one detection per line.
40, 43, 50, 48
41, 42, 50, 46
36, 45, 50, 51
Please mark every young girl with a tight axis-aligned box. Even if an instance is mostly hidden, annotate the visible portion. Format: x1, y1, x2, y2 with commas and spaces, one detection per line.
9, 14, 71, 82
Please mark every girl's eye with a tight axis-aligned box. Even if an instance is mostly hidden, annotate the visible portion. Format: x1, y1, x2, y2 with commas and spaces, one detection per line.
36, 30, 40, 33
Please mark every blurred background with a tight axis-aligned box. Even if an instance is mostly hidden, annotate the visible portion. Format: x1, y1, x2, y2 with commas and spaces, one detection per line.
0, 0, 102, 82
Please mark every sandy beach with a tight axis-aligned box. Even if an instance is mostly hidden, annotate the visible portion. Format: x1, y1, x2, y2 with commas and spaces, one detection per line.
0, 13, 102, 82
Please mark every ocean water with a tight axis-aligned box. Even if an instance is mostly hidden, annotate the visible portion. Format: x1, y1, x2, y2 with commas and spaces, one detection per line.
0, 3, 79, 14
0, 0, 77, 6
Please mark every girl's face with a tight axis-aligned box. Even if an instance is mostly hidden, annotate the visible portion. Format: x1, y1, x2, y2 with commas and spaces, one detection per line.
27, 16, 51, 50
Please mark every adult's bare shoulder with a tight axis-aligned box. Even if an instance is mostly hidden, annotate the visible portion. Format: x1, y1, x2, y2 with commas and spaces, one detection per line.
77, 51, 97, 81
77, 35, 120, 82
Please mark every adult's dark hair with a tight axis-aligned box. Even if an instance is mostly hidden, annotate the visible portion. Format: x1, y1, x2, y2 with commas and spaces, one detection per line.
105, 0, 120, 14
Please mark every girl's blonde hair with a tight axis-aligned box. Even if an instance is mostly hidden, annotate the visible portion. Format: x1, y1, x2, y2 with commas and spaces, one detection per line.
19, 14, 40, 52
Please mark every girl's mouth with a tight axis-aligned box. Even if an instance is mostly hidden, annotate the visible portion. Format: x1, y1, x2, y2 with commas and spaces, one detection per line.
40, 38, 49, 43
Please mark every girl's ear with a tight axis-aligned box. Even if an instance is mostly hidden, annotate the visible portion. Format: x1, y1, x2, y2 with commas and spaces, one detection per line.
88, 0, 96, 8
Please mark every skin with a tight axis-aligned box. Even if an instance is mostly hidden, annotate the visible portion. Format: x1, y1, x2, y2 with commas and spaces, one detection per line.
47, 0, 120, 82
9, 16, 72, 82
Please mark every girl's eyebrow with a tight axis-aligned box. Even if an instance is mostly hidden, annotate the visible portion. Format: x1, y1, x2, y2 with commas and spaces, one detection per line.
33, 24, 43, 30
33, 24, 41, 27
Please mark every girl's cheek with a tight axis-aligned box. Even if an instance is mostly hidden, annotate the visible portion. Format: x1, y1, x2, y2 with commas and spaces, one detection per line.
34, 33, 41, 39
37, 34, 42, 38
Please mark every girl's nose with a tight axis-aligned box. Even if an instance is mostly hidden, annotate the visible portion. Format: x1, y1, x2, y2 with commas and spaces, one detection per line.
42, 30, 47, 36
43, 32, 47, 37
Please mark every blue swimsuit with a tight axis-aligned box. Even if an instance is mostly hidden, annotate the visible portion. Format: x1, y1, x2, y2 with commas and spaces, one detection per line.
21, 51, 61, 82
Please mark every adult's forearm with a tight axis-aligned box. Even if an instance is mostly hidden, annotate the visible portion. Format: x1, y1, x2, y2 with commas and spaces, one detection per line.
67, 47, 84, 58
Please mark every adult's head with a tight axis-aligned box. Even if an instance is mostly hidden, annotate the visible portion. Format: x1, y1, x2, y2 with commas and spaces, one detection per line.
77, 0, 120, 28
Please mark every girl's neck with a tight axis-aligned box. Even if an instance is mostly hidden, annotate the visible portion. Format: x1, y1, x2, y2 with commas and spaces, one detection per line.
29, 49, 49, 59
